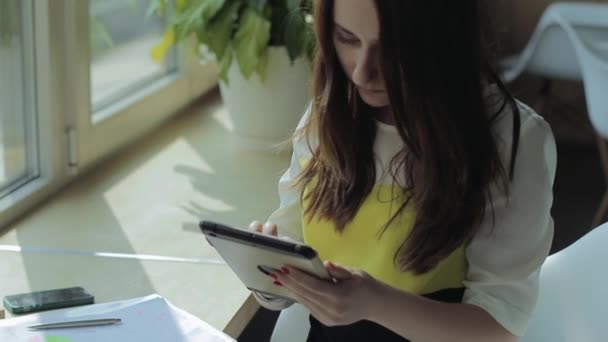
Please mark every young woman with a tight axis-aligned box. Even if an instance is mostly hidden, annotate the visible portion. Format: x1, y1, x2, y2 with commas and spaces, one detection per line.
249, 0, 556, 341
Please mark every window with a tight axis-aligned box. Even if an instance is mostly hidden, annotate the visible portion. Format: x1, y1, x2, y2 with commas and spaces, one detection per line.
0, 0, 218, 228
0, 0, 38, 198
90, 0, 177, 111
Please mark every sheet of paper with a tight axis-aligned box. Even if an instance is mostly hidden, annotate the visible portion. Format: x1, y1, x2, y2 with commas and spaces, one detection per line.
0, 294, 236, 342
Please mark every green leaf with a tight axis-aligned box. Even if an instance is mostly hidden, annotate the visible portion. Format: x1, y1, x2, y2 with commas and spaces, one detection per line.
219, 47, 234, 84
202, 1, 241, 61
173, 0, 226, 41
247, 0, 267, 13
262, 2, 273, 18
269, 0, 288, 45
201, 0, 227, 21
233, 6, 271, 79
91, 16, 114, 49
176, 0, 189, 12
283, 10, 307, 61
172, 2, 204, 40
287, 0, 301, 10
146, 0, 165, 18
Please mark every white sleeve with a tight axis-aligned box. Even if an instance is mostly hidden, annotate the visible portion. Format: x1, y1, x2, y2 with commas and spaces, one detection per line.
462, 111, 557, 337
267, 104, 314, 242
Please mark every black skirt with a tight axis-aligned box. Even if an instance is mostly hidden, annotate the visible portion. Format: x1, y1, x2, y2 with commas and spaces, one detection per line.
306, 287, 465, 342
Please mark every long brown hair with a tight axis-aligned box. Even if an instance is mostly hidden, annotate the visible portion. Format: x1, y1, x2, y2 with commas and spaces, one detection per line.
296, 0, 521, 274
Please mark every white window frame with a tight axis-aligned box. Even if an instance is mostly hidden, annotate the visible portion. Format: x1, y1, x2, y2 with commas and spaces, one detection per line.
0, 0, 218, 228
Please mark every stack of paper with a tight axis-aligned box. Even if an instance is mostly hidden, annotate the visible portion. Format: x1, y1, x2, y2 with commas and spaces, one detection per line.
0, 294, 236, 342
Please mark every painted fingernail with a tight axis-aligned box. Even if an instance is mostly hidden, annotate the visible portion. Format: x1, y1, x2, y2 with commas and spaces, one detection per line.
273, 281, 283, 287
270, 273, 278, 280
281, 267, 290, 274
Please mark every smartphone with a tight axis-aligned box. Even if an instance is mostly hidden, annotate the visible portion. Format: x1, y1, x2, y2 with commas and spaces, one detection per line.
3, 286, 94, 314
200, 220, 331, 301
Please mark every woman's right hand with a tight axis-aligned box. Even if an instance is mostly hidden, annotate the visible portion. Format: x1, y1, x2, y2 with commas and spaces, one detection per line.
248, 220, 278, 237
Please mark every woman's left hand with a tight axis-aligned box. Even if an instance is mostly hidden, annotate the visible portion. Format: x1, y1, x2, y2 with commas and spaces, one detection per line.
272, 262, 383, 326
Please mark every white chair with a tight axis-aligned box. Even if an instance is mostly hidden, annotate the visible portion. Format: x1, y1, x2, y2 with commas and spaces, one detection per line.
270, 303, 310, 342
521, 223, 608, 341
502, 2, 608, 227
502, 3, 608, 85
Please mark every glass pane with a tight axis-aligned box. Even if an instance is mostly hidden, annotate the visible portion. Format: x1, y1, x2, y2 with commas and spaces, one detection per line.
0, 0, 36, 196
90, 0, 176, 111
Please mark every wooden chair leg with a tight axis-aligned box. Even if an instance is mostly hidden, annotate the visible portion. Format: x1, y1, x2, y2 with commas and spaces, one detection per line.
591, 135, 608, 229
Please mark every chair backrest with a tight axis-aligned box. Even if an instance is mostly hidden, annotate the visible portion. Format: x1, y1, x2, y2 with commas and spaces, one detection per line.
507, 22, 581, 81
504, 2, 608, 138
551, 3, 608, 139
270, 303, 310, 342
503, 3, 584, 82
521, 223, 608, 342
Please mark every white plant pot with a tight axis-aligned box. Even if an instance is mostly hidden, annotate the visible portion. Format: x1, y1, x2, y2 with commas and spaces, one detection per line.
219, 46, 311, 151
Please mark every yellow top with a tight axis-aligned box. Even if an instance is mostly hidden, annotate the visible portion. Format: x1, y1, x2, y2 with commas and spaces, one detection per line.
302, 181, 467, 296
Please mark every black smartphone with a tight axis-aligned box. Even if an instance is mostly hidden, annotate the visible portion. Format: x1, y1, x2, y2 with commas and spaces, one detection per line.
3, 286, 94, 314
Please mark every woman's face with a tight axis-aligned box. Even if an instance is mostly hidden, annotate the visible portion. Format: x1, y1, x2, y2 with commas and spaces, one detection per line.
333, 0, 388, 108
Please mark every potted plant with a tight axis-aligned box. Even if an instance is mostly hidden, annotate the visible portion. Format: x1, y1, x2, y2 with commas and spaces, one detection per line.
151, 0, 314, 150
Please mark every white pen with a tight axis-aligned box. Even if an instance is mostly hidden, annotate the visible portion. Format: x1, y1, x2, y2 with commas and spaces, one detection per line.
27, 318, 122, 330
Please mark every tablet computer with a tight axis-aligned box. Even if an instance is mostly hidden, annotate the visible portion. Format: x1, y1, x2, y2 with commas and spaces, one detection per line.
200, 220, 331, 301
